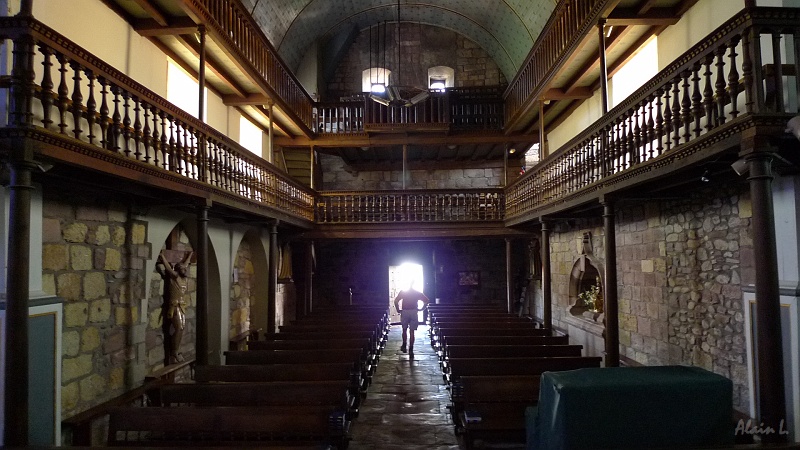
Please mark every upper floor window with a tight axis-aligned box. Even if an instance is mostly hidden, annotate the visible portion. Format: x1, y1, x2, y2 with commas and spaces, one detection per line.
167, 58, 207, 120
362, 68, 392, 93
239, 116, 263, 156
428, 66, 455, 90
611, 38, 658, 107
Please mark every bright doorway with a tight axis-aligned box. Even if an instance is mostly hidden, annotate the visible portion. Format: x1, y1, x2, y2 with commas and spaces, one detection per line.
388, 262, 424, 324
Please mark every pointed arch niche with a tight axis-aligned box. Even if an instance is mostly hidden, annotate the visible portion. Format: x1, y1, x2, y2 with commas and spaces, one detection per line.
568, 232, 604, 323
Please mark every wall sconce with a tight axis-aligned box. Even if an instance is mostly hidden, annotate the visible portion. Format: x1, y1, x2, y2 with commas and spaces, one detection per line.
700, 169, 710, 183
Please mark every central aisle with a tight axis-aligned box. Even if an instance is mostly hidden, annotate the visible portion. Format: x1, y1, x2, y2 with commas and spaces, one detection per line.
348, 324, 461, 449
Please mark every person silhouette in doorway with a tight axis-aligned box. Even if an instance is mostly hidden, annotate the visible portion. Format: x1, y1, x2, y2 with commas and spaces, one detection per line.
393, 284, 430, 356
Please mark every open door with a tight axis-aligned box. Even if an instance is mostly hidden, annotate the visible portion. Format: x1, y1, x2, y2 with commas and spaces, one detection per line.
388, 262, 423, 324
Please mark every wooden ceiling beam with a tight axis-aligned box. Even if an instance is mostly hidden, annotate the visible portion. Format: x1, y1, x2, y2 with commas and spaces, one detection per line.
558, 24, 636, 95
131, 0, 169, 26
276, 133, 537, 148
222, 94, 273, 106
605, 8, 679, 26
542, 87, 592, 101
134, 17, 199, 36
249, 105, 292, 137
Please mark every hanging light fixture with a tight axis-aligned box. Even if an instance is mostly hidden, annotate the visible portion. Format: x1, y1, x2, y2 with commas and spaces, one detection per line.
368, 0, 429, 107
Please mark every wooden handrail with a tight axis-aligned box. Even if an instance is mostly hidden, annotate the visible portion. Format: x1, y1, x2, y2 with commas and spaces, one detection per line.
180, 0, 314, 133
316, 189, 504, 223
504, 0, 610, 128
0, 16, 315, 222
505, 7, 800, 221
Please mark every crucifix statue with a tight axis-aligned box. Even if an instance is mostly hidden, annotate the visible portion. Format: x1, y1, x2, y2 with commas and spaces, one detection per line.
157, 249, 193, 364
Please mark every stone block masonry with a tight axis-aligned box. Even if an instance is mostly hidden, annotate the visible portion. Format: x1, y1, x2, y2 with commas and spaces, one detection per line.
547, 184, 752, 412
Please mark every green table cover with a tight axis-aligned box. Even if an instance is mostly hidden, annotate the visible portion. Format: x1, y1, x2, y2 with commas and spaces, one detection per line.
527, 365, 733, 449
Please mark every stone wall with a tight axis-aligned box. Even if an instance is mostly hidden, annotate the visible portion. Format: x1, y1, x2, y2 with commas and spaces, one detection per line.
326, 23, 506, 100
42, 194, 154, 419
320, 153, 509, 190
546, 184, 752, 411
314, 239, 508, 308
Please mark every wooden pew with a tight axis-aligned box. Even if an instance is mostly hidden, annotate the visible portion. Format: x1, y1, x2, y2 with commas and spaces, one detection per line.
157, 380, 353, 410
442, 344, 583, 370
107, 405, 349, 448
446, 356, 602, 384
450, 375, 540, 448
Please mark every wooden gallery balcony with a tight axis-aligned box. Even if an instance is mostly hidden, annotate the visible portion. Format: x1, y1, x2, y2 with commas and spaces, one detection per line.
1, 8, 798, 237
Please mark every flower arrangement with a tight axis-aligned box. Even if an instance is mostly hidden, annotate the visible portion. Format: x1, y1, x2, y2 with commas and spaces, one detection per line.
578, 278, 601, 312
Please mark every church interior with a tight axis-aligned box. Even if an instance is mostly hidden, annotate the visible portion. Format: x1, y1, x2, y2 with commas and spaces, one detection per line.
1, 0, 800, 448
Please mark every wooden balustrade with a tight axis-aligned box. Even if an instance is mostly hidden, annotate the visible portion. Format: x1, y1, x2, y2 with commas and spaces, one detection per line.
0, 16, 314, 222
505, 7, 800, 220
314, 87, 504, 134
363, 92, 449, 132
314, 100, 364, 133
184, 0, 314, 130
504, 0, 608, 124
316, 190, 504, 223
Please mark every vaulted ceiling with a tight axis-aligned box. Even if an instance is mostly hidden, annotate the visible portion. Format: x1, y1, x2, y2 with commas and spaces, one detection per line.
239, 0, 557, 80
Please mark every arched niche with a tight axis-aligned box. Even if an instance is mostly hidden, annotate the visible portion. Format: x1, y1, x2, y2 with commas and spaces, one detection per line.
568, 255, 604, 322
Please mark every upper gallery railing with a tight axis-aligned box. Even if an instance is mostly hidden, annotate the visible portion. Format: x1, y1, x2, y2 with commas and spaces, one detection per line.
313, 87, 504, 134
316, 190, 504, 223
0, 15, 315, 221
184, 0, 314, 131
505, 7, 800, 220
504, 0, 608, 125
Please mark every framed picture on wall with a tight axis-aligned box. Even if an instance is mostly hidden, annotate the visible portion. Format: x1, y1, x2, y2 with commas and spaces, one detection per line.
458, 271, 480, 287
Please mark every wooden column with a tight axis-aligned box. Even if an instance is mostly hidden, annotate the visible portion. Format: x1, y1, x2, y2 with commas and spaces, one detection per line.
267, 221, 278, 334
541, 220, 552, 329
4, 153, 36, 447
268, 102, 274, 163
309, 145, 315, 190
603, 200, 619, 367
503, 144, 509, 186
538, 101, 547, 158
746, 153, 787, 442
598, 19, 610, 114
506, 238, 513, 313
195, 202, 210, 366
402, 144, 408, 189
197, 26, 207, 181
305, 241, 314, 315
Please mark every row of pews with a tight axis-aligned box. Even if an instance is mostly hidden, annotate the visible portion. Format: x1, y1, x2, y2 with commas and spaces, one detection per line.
107, 306, 389, 448
428, 304, 602, 449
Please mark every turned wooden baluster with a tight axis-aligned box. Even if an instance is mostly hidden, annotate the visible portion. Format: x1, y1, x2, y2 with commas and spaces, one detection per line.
728, 36, 741, 118
713, 45, 727, 126
621, 112, 631, 170
663, 81, 673, 151
689, 63, 702, 138
646, 95, 655, 159
702, 55, 715, 133
121, 91, 131, 157
70, 61, 83, 139
132, 96, 142, 160
141, 102, 151, 162
85, 70, 97, 144
56, 53, 69, 134
671, 76, 682, 146
110, 85, 122, 152
167, 118, 176, 172
159, 111, 168, 169
632, 105, 642, 165
174, 121, 185, 175
654, 89, 664, 156
680, 70, 692, 144
150, 104, 159, 166
98, 77, 110, 149
39, 45, 54, 130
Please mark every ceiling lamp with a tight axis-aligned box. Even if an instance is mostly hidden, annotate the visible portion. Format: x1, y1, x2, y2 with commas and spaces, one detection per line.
368, 0, 429, 107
